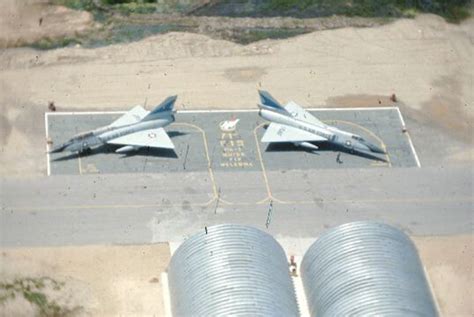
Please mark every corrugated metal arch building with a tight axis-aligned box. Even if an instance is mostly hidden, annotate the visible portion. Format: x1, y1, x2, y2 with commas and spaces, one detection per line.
168, 224, 299, 317
301, 221, 437, 317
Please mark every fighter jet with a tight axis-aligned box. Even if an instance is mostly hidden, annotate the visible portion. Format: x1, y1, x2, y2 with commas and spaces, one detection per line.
50, 95, 177, 155
257, 90, 386, 158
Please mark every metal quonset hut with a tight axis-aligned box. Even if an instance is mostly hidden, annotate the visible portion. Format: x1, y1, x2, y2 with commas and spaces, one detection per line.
168, 224, 299, 317
301, 221, 437, 317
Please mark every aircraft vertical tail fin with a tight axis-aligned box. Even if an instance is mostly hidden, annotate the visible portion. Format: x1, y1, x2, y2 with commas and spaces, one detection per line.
141, 95, 177, 121
258, 90, 288, 113
258, 90, 282, 109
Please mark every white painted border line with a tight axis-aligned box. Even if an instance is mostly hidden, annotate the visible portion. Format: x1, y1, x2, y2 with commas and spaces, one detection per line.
45, 106, 399, 116
45, 107, 407, 175
395, 107, 407, 129
395, 108, 421, 168
406, 132, 421, 168
47, 111, 126, 116
180, 107, 398, 113
45, 113, 51, 176
161, 272, 173, 317
423, 265, 442, 315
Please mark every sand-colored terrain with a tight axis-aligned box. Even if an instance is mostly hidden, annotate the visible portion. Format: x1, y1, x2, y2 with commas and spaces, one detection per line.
0, 3, 472, 316
1, 13, 473, 176
415, 235, 473, 317
0, 0, 95, 48
0, 236, 471, 316
0, 243, 170, 316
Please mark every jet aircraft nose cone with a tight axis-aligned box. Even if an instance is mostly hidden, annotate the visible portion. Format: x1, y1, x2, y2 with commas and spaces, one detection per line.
367, 143, 386, 154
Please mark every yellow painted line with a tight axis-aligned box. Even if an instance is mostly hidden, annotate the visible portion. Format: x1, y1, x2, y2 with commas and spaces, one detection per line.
78, 155, 83, 175
218, 199, 266, 206
370, 162, 388, 167
9, 201, 217, 211
257, 197, 271, 204
7, 196, 473, 212
63, 122, 216, 205
270, 196, 474, 205
45, 113, 51, 176
173, 123, 218, 204
201, 122, 272, 206
253, 123, 282, 203
253, 120, 392, 203
218, 197, 234, 205
324, 119, 391, 167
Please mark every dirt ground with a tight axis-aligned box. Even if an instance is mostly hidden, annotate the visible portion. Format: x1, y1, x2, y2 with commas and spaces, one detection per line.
0, 236, 471, 316
0, 243, 170, 316
414, 235, 473, 317
0, 3, 472, 316
0, 11, 472, 176
0, 0, 95, 48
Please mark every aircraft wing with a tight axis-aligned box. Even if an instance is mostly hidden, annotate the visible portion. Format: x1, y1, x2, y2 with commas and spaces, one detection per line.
261, 123, 327, 143
284, 101, 326, 127
107, 128, 175, 149
109, 106, 148, 128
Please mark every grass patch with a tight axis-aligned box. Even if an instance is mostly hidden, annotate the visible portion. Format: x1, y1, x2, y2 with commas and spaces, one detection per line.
53, 0, 97, 11
30, 37, 81, 50
264, 0, 471, 22
113, 2, 157, 15
224, 27, 311, 44
29, 22, 191, 50
0, 277, 80, 316
33, 0, 471, 50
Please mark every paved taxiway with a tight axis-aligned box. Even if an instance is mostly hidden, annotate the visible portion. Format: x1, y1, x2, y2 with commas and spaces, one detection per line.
1, 167, 471, 246
1, 108, 470, 247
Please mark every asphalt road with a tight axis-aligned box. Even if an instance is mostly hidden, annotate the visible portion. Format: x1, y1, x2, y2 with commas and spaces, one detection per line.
1, 167, 471, 247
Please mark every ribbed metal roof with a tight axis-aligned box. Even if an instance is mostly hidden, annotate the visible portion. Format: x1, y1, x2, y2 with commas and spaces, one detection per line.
301, 221, 437, 317
168, 224, 299, 317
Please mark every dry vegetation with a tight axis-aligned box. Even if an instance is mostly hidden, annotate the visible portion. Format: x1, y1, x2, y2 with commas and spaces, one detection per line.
0, 244, 171, 316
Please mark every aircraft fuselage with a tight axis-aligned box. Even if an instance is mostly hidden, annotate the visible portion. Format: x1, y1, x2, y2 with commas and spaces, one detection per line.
51, 114, 174, 153
259, 108, 385, 155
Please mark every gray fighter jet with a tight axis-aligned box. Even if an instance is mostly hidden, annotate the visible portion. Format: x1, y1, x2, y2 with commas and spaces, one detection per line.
50, 95, 177, 154
257, 90, 386, 158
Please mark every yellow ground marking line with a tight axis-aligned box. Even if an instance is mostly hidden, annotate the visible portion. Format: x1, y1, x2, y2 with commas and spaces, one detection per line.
371, 161, 387, 166
172, 122, 218, 206
257, 197, 272, 204
9, 196, 472, 212
10, 202, 220, 211
253, 119, 393, 204
45, 113, 51, 176
78, 155, 83, 175
290, 196, 474, 205
253, 123, 288, 204
205, 123, 271, 206
324, 119, 392, 167
74, 122, 218, 207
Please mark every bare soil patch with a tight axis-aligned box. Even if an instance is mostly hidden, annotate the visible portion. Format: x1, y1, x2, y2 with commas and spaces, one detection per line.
0, 0, 94, 48
0, 243, 171, 316
414, 235, 473, 317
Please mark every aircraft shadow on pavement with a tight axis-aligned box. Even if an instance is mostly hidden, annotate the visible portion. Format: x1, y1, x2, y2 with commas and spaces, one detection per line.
264, 142, 387, 162
167, 130, 188, 139
51, 143, 180, 161
120, 147, 178, 159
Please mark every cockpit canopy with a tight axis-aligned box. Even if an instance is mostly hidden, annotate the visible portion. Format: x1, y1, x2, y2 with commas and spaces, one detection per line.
351, 135, 365, 142
70, 131, 94, 141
